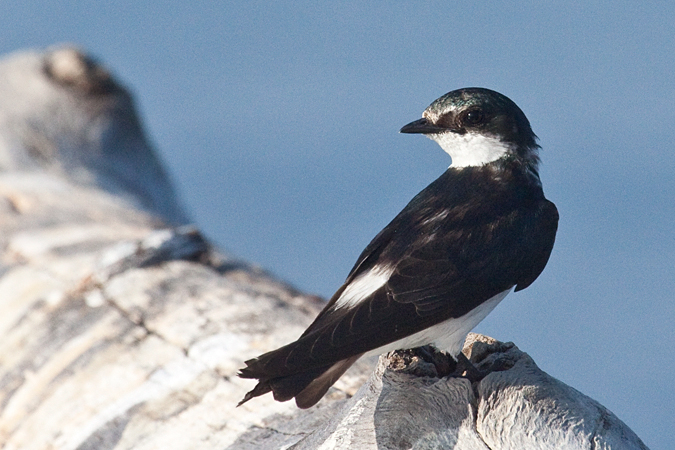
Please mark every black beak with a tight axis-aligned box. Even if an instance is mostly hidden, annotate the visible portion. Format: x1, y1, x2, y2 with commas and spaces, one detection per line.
399, 118, 446, 134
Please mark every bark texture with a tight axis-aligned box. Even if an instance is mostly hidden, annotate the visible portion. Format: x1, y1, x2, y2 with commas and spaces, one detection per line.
0, 46, 649, 450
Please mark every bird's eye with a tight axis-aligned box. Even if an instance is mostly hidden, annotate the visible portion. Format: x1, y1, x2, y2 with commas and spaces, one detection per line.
464, 110, 484, 125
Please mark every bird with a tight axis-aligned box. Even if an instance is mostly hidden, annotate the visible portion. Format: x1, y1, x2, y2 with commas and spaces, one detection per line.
238, 87, 559, 409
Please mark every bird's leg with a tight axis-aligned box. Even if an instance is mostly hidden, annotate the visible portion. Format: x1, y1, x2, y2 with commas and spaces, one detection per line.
453, 352, 488, 382
402, 346, 494, 381
409, 345, 456, 377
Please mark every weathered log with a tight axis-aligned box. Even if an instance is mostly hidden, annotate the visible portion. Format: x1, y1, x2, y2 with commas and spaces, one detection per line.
0, 46, 648, 450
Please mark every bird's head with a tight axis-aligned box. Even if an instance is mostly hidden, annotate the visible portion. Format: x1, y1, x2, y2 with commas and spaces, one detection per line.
400, 88, 539, 169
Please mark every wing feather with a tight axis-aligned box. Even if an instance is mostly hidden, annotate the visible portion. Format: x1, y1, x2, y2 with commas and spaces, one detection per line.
241, 167, 558, 384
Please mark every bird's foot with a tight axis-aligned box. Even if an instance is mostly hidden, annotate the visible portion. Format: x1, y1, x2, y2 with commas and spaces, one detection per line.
392, 345, 508, 382
452, 352, 488, 382
390, 345, 455, 377
408, 345, 456, 377
408, 346, 491, 382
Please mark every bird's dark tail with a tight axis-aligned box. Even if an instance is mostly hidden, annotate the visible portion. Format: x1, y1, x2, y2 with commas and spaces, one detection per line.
238, 354, 362, 409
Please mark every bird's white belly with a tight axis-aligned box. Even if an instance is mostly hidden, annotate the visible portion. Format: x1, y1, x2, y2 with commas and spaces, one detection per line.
364, 287, 513, 359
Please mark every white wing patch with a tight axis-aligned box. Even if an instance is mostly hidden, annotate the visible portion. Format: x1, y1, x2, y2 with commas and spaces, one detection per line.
364, 287, 513, 358
333, 265, 394, 310
428, 132, 512, 168
422, 209, 450, 225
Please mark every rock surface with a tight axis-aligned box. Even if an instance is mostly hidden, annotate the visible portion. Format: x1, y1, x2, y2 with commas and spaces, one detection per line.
0, 46, 649, 450
0, 46, 188, 225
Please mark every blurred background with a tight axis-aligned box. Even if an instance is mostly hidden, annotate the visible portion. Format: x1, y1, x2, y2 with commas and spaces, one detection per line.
1, 2, 672, 448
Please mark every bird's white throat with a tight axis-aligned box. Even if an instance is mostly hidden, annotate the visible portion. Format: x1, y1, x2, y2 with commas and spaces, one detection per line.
428, 132, 512, 168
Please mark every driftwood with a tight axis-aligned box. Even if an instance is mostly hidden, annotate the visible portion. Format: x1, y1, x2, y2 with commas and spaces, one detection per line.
0, 46, 648, 450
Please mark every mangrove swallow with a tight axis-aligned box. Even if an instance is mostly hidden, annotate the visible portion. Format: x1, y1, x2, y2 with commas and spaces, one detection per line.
238, 87, 559, 408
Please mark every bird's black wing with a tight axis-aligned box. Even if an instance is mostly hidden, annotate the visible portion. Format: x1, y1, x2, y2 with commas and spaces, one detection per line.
242, 188, 558, 378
